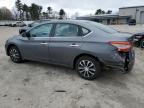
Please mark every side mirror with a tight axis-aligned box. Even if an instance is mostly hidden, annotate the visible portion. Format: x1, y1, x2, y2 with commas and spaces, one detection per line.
26, 32, 30, 37
19, 29, 26, 34
22, 31, 30, 37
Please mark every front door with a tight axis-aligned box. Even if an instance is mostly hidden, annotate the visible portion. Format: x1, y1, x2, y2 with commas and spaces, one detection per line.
19, 23, 53, 61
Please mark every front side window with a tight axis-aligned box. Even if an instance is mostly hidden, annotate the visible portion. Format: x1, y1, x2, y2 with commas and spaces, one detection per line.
54, 23, 79, 37
29, 24, 53, 37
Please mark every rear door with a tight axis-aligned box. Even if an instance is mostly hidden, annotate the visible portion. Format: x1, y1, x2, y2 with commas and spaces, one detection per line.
49, 23, 90, 66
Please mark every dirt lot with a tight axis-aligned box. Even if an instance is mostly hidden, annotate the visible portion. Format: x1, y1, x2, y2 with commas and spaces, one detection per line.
0, 25, 144, 108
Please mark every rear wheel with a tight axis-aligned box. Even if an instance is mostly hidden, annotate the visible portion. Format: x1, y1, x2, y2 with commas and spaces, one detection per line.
75, 56, 101, 80
9, 46, 22, 63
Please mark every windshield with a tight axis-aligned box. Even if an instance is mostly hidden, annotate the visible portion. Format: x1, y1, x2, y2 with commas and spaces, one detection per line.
85, 21, 118, 34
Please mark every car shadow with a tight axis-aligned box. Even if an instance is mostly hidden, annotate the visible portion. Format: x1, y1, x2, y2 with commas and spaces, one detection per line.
8, 59, 136, 90
21, 60, 131, 81
8, 58, 134, 85
23, 60, 76, 76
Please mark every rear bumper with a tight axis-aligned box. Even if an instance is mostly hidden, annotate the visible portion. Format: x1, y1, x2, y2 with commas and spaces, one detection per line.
102, 49, 135, 72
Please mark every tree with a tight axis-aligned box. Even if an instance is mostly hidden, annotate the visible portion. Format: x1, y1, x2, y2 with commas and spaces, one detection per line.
106, 10, 112, 14
22, 4, 30, 20
15, 0, 23, 20
59, 9, 65, 19
29, 3, 42, 20
0, 7, 13, 20
47, 6, 52, 14
12, 7, 19, 20
42, 12, 48, 19
95, 9, 105, 15
47, 6, 52, 18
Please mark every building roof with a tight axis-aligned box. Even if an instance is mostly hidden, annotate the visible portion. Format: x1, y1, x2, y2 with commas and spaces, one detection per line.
83, 14, 118, 17
77, 14, 131, 20
119, 6, 144, 9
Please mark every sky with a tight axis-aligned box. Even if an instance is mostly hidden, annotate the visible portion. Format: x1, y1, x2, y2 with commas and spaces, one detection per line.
0, 0, 144, 17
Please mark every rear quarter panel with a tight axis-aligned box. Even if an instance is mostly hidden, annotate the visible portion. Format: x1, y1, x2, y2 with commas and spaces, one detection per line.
80, 31, 127, 66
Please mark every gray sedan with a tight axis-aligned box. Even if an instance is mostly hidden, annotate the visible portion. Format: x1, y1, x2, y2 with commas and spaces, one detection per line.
5, 20, 135, 80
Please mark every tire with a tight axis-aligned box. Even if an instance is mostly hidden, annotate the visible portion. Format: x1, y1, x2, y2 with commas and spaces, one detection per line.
75, 56, 101, 80
9, 46, 22, 63
140, 39, 144, 48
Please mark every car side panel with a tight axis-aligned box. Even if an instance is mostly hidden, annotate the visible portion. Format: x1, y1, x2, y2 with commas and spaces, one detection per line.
49, 37, 84, 66
80, 42, 125, 66
18, 37, 50, 61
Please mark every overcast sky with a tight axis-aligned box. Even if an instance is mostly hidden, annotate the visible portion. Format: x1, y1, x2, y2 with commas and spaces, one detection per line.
0, 0, 144, 16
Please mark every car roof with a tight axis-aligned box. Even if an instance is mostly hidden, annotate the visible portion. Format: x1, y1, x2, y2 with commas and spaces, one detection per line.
39, 20, 96, 30
28, 20, 118, 35
46, 19, 90, 24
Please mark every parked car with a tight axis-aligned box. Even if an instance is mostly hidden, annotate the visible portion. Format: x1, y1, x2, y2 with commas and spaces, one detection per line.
128, 19, 136, 26
0, 21, 13, 26
11, 21, 26, 27
133, 32, 144, 48
19, 19, 51, 34
5, 20, 135, 80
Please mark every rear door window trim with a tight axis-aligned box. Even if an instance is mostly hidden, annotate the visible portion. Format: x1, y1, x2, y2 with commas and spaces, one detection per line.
51, 23, 91, 38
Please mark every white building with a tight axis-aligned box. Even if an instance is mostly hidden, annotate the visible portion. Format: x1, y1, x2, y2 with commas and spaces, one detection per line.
77, 6, 144, 25
119, 6, 144, 24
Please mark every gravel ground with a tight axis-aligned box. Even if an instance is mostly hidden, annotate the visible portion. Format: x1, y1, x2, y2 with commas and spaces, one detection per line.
0, 25, 144, 108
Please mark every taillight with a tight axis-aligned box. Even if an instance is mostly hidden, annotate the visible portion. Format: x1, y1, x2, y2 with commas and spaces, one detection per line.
110, 41, 132, 52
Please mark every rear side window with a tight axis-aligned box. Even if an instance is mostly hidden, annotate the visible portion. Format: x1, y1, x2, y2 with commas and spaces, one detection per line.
81, 27, 90, 36
84, 21, 117, 34
54, 23, 79, 37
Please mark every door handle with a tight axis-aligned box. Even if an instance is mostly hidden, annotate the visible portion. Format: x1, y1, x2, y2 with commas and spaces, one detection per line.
40, 42, 48, 45
69, 44, 79, 47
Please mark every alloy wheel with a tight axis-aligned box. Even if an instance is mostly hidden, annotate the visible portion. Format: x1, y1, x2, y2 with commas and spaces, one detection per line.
78, 60, 96, 78
9, 47, 20, 62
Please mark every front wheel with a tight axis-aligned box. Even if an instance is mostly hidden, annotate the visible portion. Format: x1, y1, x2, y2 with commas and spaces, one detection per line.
75, 56, 101, 80
9, 46, 22, 63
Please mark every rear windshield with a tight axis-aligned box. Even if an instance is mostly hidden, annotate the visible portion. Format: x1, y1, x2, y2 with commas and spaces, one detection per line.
85, 21, 118, 34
